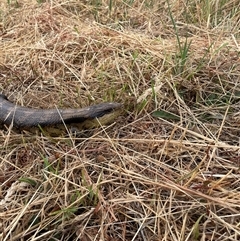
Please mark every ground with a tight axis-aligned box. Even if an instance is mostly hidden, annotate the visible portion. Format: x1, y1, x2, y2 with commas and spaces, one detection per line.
0, 0, 240, 240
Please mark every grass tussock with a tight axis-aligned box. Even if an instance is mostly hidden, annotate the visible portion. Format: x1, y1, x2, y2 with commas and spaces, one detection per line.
1, 0, 240, 240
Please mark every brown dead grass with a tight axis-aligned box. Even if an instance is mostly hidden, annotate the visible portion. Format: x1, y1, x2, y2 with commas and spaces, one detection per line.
1, 0, 240, 240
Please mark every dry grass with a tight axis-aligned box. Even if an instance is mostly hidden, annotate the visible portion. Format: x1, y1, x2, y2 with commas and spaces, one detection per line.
1, 0, 240, 240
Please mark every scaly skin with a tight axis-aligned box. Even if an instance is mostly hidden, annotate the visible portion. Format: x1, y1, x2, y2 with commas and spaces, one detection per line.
0, 94, 122, 131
